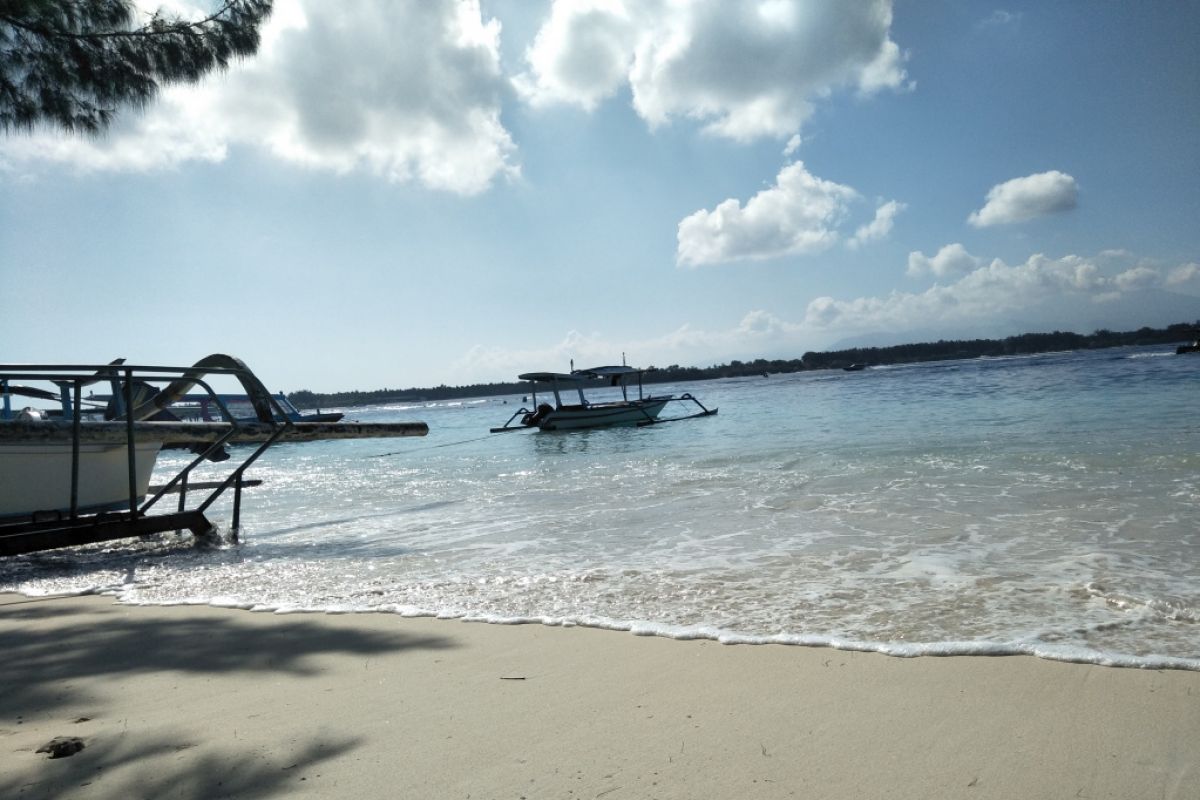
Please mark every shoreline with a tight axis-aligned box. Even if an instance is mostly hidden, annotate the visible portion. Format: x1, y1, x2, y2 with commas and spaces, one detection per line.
3, 592, 1197, 799
10, 586, 1200, 673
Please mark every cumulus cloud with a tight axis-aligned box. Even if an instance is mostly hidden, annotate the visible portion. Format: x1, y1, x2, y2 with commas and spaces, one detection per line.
807, 252, 1193, 333
1092, 252, 1200, 291
848, 200, 906, 249
967, 170, 1078, 227
511, 0, 634, 111
735, 309, 802, 337
1112, 265, 1160, 292
1167, 263, 1200, 286
906, 242, 981, 278
1, 0, 519, 194
516, 0, 908, 141
676, 161, 858, 267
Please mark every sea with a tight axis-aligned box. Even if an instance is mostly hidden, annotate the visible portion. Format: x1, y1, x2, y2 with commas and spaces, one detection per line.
3, 346, 1198, 670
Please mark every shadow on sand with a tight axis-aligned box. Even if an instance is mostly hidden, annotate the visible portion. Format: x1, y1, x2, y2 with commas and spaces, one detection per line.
0, 594, 454, 798
0, 595, 453, 717
0, 730, 360, 800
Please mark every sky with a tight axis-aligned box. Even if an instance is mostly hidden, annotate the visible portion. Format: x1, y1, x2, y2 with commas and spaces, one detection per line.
2, 0, 1198, 392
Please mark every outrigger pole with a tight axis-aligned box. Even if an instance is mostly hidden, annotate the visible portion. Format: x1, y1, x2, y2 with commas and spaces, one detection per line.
634, 393, 718, 426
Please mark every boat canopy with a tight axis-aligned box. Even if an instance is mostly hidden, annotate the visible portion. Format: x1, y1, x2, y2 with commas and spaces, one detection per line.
516, 372, 582, 382
572, 365, 643, 379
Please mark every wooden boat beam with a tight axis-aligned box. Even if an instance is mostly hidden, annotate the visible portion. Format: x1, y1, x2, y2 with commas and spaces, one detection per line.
0, 420, 429, 446
0, 510, 214, 558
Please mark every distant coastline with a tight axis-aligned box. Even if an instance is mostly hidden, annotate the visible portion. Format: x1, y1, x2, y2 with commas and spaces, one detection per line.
288, 320, 1198, 409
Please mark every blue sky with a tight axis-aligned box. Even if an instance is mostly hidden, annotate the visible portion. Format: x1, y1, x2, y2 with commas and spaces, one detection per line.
2, 1, 1198, 391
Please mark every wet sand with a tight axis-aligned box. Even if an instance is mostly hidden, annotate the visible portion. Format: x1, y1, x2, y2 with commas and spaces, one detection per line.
2, 592, 1197, 799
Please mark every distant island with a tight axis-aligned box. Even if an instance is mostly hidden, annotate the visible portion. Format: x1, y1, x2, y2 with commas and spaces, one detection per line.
288, 321, 1199, 410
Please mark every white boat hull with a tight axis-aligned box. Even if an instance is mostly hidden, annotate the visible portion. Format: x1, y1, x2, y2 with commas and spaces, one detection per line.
0, 441, 162, 517
539, 398, 671, 430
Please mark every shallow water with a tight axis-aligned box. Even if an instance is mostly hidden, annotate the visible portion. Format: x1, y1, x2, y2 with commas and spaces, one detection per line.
3, 346, 1198, 669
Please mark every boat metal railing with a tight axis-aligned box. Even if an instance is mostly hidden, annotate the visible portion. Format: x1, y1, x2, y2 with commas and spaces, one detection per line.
0, 356, 295, 554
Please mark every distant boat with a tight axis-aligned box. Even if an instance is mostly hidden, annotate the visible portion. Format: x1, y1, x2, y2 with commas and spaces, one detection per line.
843, 363, 867, 372
86, 390, 343, 423
491, 365, 716, 432
1176, 334, 1200, 354
177, 392, 344, 423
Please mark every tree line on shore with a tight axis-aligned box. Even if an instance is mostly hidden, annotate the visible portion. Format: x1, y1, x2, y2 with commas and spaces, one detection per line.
288, 321, 1199, 409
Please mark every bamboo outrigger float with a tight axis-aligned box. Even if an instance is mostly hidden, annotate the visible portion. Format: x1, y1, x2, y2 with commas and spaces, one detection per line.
1, 355, 427, 557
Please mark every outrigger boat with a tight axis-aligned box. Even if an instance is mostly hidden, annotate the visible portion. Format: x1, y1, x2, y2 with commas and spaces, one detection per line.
1, 354, 427, 556
491, 365, 716, 432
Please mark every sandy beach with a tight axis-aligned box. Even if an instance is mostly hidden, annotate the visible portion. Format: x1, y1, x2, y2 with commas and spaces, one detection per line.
1, 592, 1197, 799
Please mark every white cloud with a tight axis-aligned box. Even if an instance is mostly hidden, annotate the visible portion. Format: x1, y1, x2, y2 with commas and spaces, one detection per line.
1092, 254, 1200, 291
1112, 265, 1160, 292
977, 9, 1022, 29
848, 199, 906, 249
511, 0, 634, 111
516, 0, 908, 141
452, 330, 613, 381
806, 251, 1194, 333
676, 161, 857, 267
1, 0, 519, 194
968, 170, 1078, 227
906, 242, 981, 278
1167, 263, 1200, 286
735, 309, 802, 337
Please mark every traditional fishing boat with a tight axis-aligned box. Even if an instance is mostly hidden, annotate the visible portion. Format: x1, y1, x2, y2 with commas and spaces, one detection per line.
1, 355, 427, 555
491, 365, 716, 432
0, 412, 162, 518
1, 363, 158, 518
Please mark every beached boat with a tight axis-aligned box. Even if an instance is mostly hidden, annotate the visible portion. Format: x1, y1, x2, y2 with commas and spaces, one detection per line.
2, 369, 162, 517
1, 355, 427, 555
0, 436, 161, 517
491, 365, 716, 432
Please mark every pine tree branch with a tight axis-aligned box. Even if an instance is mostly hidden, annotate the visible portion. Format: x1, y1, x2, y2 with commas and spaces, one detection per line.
1, 2, 240, 41
1, 1, 272, 133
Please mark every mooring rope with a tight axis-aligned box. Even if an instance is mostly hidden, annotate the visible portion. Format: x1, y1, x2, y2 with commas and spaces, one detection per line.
370, 432, 501, 458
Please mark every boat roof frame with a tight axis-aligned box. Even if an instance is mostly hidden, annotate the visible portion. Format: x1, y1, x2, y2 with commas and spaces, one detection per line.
517, 371, 583, 383
515, 365, 648, 408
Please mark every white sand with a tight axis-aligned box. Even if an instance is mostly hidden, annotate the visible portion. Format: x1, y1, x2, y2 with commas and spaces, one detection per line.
2, 593, 1197, 799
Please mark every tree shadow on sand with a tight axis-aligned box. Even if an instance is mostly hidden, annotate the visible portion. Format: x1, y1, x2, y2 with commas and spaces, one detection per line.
1, 728, 360, 800
0, 595, 454, 719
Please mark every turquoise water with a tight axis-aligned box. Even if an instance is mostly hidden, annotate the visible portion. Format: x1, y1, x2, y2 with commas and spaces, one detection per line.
3, 346, 1198, 668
